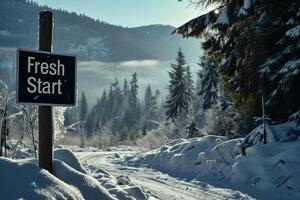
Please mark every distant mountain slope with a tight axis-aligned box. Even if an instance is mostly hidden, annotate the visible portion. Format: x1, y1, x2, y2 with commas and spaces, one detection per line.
0, 0, 200, 62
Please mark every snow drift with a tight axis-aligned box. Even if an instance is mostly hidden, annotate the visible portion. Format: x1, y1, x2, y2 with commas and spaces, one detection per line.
118, 121, 300, 199
53, 160, 116, 200
54, 148, 86, 173
0, 157, 84, 200
2, 145, 151, 200
0, 148, 118, 200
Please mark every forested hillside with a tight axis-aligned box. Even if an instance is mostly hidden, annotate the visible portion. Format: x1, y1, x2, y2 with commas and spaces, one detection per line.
0, 0, 199, 62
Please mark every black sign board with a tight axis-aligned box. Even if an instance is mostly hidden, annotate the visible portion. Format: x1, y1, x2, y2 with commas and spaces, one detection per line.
17, 49, 77, 106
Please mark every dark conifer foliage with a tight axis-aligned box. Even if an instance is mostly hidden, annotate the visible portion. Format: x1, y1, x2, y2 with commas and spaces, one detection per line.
80, 92, 88, 122
165, 48, 193, 119
198, 55, 218, 110
185, 65, 195, 103
174, 0, 300, 121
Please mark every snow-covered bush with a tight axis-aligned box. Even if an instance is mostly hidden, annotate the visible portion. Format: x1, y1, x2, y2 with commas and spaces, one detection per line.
136, 120, 183, 150
203, 105, 235, 138
0, 80, 16, 157
54, 107, 67, 142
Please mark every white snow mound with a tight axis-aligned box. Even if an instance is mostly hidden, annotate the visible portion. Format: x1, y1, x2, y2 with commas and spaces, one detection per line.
0, 157, 84, 200
54, 148, 86, 173
53, 160, 116, 200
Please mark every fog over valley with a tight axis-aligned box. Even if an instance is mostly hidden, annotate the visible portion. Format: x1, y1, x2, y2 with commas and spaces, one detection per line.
78, 59, 199, 106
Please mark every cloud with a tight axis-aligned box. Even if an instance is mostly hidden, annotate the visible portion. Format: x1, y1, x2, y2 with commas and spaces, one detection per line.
119, 60, 161, 68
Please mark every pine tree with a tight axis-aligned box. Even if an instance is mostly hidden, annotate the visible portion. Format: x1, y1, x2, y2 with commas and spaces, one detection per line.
165, 48, 190, 120
155, 89, 161, 99
198, 55, 218, 110
174, 0, 300, 121
111, 78, 123, 117
123, 78, 129, 97
86, 99, 100, 135
130, 72, 139, 110
185, 65, 194, 104
144, 84, 152, 113
143, 85, 159, 131
126, 72, 141, 134
100, 90, 108, 125
80, 92, 88, 121
147, 95, 159, 129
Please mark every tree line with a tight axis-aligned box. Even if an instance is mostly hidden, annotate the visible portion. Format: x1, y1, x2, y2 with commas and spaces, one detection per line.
64, 46, 244, 143
64, 72, 163, 142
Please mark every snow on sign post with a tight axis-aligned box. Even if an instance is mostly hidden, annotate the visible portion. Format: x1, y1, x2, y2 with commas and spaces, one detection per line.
16, 49, 77, 106
16, 11, 76, 174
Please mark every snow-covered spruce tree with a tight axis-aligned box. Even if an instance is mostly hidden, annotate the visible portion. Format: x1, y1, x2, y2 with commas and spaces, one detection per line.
144, 93, 159, 132
123, 78, 129, 99
144, 84, 152, 113
106, 86, 114, 121
86, 98, 101, 135
98, 90, 108, 126
198, 54, 218, 110
142, 84, 152, 132
130, 72, 139, 113
111, 79, 123, 117
174, 0, 300, 121
165, 48, 191, 120
128, 72, 141, 139
79, 92, 88, 144
185, 65, 194, 103
258, 2, 300, 119
85, 89, 108, 135
80, 92, 88, 122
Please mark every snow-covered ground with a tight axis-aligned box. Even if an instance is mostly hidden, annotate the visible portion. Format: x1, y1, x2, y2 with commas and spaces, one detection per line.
76, 149, 254, 200
3, 120, 300, 200
1, 142, 254, 200
0, 146, 147, 200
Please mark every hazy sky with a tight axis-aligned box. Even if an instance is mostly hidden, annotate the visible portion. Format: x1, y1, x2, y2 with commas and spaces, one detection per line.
33, 0, 202, 27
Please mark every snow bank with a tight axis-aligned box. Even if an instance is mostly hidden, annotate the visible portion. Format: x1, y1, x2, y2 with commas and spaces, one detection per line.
8, 143, 149, 200
0, 157, 84, 200
53, 160, 116, 200
119, 131, 300, 199
232, 142, 300, 192
121, 135, 232, 178
1, 146, 122, 200
54, 148, 86, 173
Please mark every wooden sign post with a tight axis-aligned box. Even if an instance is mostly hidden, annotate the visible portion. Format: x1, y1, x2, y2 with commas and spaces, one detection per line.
38, 11, 54, 173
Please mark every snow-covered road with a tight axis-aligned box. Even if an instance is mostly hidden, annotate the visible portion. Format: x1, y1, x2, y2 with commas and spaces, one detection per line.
76, 151, 254, 200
